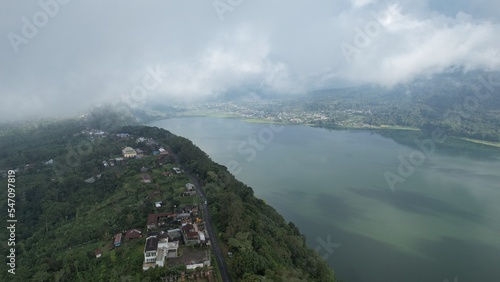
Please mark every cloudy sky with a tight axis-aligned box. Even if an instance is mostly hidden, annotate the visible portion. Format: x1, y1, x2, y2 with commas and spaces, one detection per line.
1, 0, 500, 121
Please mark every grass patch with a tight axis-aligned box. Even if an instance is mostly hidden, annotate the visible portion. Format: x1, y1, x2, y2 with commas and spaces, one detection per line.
211, 251, 223, 282
377, 125, 421, 131
461, 138, 500, 148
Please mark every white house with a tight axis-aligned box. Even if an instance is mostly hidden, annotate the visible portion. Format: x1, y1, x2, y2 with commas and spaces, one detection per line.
143, 235, 179, 271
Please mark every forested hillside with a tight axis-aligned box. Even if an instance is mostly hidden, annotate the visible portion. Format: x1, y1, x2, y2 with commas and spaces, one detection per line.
0, 116, 336, 281
307, 71, 500, 141
125, 125, 337, 281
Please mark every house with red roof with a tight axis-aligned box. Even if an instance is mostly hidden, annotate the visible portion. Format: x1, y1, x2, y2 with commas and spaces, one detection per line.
125, 229, 142, 240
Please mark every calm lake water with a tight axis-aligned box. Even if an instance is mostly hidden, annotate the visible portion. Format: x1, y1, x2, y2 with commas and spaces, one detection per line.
151, 117, 500, 282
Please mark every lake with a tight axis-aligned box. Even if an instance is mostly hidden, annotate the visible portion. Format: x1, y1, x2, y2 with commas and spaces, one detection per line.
151, 117, 500, 282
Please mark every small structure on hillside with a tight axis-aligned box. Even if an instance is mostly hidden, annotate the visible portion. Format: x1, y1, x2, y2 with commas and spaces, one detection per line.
147, 214, 158, 230
84, 177, 96, 184
185, 183, 195, 191
125, 229, 142, 240
181, 224, 200, 245
141, 173, 152, 183
159, 148, 169, 156
122, 147, 137, 158
114, 233, 122, 247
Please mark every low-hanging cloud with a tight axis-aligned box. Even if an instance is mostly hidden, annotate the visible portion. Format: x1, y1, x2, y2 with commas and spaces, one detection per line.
1, 0, 499, 121
333, 3, 500, 86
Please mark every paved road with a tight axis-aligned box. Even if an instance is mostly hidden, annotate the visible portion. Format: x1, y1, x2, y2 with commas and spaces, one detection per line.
169, 152, 232, 282
185, 170, 232, 282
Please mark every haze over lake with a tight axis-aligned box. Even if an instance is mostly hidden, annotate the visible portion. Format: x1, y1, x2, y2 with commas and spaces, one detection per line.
152, 117, 500, 282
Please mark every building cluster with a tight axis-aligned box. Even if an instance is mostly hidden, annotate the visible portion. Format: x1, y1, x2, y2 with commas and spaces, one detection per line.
143, 200, 209, 271
121, 145, 170, 159
79, 132, 212, 273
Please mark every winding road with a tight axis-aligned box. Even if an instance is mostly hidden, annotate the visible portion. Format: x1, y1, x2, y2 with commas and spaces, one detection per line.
168, 150, 232, 282
185, 170, 232, 282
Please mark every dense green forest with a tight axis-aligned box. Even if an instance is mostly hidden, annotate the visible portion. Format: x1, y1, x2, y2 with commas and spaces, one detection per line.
0, 114, 336, 281
307, 71, 500, 141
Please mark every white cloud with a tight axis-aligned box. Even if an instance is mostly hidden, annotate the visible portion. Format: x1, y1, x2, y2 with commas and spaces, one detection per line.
148, 27, 300, 101
1, 0, 499, 120
333, 6, 500, 86
351, 0, 377, 9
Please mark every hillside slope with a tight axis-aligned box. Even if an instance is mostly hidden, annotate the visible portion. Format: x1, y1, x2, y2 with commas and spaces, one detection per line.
0, 119, 336, 281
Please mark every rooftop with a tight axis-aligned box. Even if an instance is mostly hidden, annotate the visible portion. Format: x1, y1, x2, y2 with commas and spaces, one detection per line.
122, 147, 136, 154
114, 233, 122, 244
147, 214, 158, 226
145, 236, 159, 252
125, 229, 142, 240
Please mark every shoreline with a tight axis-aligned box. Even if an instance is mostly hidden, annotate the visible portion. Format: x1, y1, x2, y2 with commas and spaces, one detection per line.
153, 114, 500, 149
175, 113, 420, 129
460, 137, 500, 148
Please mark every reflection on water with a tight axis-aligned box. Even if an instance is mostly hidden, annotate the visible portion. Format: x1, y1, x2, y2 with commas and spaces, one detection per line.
151, 117, 500, 282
